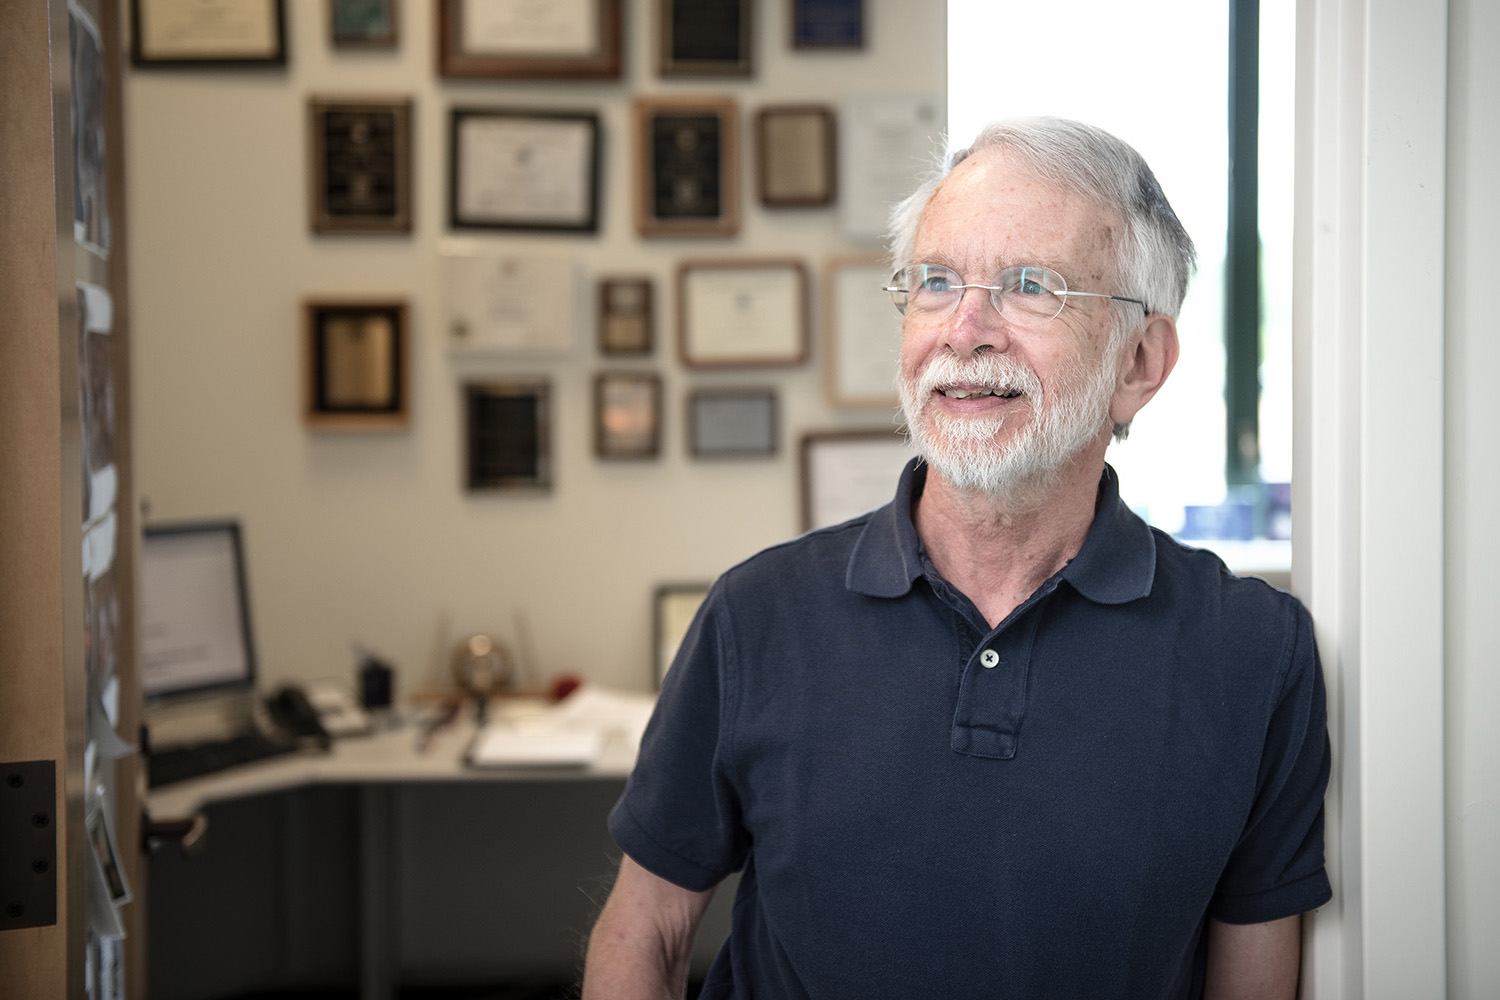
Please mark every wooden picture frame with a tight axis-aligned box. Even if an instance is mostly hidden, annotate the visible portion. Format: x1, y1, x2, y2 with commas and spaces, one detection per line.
800, 429, 912, 531
594, 372, 663, 460
330, 0, 398, 48
130, 0, 287, 67
303, 300, 409, 430
824, 255, 901, 407
658, 0, 752, 77
309, 97, 413, 234
598, 278, 654, 356
756, 105, 836, 207
465, 381, 552, 490
688, 388, 778, 458
790, 0, 864, 49
653, 583, 711, 687
436, 0, 622, 79
677, 258, 807, 369
449, 107, 601, 233
633, 96, 740, 238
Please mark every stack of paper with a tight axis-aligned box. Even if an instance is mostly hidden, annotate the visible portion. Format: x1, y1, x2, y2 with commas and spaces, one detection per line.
465, 685, 657, 769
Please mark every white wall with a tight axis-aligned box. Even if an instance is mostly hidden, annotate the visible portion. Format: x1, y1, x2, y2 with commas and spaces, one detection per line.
125, 2, 946, 696
1444, 0, 1499, 993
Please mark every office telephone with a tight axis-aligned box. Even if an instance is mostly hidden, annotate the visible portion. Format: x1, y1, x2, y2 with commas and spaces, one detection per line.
267, 684, 371, 742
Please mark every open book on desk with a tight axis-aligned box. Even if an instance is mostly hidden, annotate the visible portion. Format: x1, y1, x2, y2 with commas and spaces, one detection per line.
465, 686, 656, 769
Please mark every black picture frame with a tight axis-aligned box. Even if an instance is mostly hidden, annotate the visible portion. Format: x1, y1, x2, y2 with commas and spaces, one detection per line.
634, 96, 740, 237
330, 0, 399, 48
464, 381, 552, 490
449, 107, 602, 233
790, 0, 864, 49
130, 0, 288, 68
309, 97, 413, 234
658, 0, 752, 77
303, 299, 409, 430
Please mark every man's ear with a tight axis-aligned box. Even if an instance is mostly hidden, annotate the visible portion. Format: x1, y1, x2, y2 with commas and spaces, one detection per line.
1109, 314, 1179, 427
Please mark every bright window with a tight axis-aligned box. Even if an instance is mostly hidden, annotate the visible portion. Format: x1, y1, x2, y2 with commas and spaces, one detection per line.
948, 0, 1293, 570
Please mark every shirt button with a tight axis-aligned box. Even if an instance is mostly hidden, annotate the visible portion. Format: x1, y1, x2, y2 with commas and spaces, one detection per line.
980, 649, 1000, 668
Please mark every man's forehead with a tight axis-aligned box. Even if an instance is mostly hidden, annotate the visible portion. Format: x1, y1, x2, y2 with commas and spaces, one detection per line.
914, 153, 1120, 280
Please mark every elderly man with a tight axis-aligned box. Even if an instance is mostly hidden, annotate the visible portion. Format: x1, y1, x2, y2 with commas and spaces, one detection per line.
583, 118, 1331, 999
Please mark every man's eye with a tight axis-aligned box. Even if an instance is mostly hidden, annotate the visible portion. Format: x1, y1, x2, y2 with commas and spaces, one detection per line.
921, 275, 952, 293
1019, 277, 1045, 296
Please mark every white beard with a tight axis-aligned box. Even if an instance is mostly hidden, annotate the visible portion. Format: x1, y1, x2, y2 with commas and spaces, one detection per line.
898, 348, 1117, 497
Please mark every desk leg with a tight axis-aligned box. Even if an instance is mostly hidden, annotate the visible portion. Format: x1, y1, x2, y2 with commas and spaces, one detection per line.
359, 785, 396, 1000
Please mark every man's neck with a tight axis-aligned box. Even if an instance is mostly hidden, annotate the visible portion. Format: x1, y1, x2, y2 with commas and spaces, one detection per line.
914, 454, 1105, 629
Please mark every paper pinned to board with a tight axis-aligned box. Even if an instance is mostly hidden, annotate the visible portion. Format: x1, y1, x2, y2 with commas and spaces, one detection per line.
466, 686, 656, 769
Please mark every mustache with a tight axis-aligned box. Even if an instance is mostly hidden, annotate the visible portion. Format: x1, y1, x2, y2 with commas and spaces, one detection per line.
906, 352, 1043, 401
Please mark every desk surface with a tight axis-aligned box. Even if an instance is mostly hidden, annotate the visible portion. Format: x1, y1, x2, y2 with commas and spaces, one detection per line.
147, 703, 642, 817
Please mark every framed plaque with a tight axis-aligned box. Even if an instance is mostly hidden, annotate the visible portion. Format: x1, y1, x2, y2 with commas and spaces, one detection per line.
303, 300, 409, 430
658, 0, 752, 76
449, 108, 601, 233
677, 259, 807, 369
437, 0, 622, 79
688, 388, 778, 458
824, 256, 901, 407
130, 0, 287, 66
756, 105, 836, 207
801, 429, 911, 531
594, 372, 663, 460
791, 0, 864, 49
330, 0, 398, 48
634, 96, 740, 238
653, 582, 710, 687
309, 97, 413, 234
598, 278, 654, 356
465, 381, 552, 490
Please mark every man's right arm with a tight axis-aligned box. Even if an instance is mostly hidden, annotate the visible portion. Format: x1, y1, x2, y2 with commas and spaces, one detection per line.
582, 854, 716, 1000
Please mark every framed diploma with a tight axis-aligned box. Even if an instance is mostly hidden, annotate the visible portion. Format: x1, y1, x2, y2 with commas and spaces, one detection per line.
309, 97, 413, 234
791, 0, 864, 49
594, 372, 663, 460
688, 388, 778, 458
330, 0, 398, 48
678, 259, 807, 369
634, 96, 740, 237
756, 105, 836, 207
598, 278, 654, 356
465, 381, 552, 490
449, 108, 601, 233
437, 0, 622, 79
130, 0, 287, 66
658, 0, 752, 77
824, 256, 902, 407
653, 582, 710, 687
800, 429, 912, 531
303, 300, 409, 430
443, 250, 579, 356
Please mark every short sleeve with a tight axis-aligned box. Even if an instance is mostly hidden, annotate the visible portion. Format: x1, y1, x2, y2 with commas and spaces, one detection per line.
608, 580, 748, 892
1210, 599, 1334, 923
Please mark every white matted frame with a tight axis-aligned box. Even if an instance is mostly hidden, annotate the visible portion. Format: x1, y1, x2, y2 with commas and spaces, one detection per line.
799, 429, 910, 531
677, 258, 807, 369
824, 255, 901, 407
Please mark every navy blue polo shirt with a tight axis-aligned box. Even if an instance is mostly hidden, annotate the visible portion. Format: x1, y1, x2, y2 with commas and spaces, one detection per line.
610, 460, 1331, 999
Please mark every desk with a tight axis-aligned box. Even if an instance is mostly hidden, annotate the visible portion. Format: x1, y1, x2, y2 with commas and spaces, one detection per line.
146, 712, 731, 1000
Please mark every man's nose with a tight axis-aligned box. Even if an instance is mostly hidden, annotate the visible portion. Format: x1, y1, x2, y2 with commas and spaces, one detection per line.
945, 285, 1010, 356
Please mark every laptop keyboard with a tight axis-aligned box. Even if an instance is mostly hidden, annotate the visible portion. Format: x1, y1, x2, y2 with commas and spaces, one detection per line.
147, 731, 298, 788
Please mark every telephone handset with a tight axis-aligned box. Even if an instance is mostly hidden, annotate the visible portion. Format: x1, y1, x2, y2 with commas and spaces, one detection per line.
267, 683, 372, 743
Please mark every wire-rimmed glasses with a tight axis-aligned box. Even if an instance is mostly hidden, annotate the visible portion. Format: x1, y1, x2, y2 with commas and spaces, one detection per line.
884, 263, 1146, 325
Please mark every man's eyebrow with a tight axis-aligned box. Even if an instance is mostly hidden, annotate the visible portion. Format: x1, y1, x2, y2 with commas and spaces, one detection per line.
909, 251, 1078, 278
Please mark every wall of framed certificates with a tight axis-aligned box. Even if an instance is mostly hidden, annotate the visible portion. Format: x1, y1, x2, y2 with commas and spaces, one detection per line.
124, 0, 947, 702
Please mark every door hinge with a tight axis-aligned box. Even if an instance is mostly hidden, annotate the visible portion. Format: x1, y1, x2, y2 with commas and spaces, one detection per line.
0, 760, 57, 930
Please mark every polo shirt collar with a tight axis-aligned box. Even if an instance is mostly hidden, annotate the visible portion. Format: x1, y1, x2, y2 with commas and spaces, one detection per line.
845, 459, 1156, 606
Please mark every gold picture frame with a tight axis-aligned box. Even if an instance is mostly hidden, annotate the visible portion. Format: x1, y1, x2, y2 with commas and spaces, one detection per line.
436, 0, 622, 79
309, 97, 413, 234
303, 300, 410, 430
633, 96, 740, 238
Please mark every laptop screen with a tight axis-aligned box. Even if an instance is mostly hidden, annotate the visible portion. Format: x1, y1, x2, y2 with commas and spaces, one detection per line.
140, 521, 258, 700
